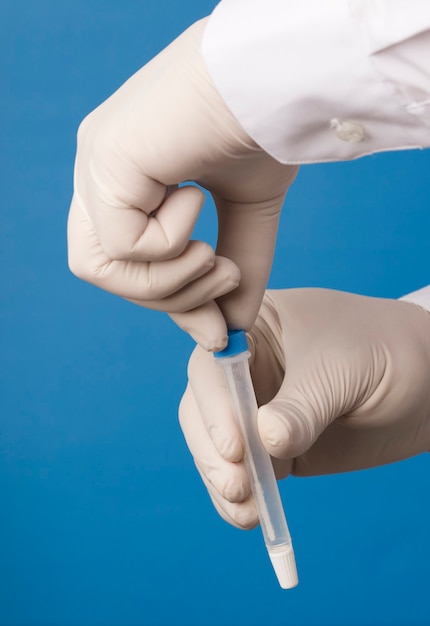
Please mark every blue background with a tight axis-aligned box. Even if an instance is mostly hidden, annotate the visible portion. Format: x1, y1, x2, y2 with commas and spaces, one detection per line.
2, 2, 429, 625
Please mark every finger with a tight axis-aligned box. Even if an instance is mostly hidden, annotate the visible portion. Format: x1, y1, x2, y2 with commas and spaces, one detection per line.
198, 466, 259, 531
139, 186, 204, 260
213, 183, 297, 331
169, 302, 228, 352
257, 355, 343, 461
85, 182, 205, 261
68, 196, 240, 304
129, 256, 240, 312
186, 345, 244, 461
76, 105, 206, 262
208, 165, 298, 330
179, 384, 250, 503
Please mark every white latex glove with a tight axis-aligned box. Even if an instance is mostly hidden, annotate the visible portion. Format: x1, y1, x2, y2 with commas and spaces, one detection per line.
179, 288, 430, 529
67, 18, 298, 350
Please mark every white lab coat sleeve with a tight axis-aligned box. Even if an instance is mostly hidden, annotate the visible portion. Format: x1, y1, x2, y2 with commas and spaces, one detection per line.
400, 286, 430, 314
202, 0, 430, 164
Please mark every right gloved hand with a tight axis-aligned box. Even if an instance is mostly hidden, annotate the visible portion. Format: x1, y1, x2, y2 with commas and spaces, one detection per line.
67, 18, 298, 350
179, 288, 430, 529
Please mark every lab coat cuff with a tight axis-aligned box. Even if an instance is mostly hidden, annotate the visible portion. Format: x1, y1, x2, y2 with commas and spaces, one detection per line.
202, 0, 430, 164
399, 285, 430, 314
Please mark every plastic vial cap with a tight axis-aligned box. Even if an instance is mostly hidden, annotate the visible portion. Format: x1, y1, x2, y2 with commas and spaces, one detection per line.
213, 329, 248, 359
268, 546, 299, 589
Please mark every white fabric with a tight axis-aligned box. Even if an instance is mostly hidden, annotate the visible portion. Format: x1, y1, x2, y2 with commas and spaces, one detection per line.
202, 1, 430, 312
202, 0, 430, 164
400, 286, 430, 313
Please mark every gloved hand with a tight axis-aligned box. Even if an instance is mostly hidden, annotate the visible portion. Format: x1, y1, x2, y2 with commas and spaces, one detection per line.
179, 288, 430, 529
67, 18, 298, 350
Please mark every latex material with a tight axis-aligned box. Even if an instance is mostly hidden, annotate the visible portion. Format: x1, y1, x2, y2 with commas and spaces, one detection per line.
179, 288, 430, 530
67, 18, 298, 350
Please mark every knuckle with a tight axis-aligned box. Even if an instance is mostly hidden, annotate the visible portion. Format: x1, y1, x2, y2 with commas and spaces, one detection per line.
212, 259, 241, 294
177, 391, 189, 426
259, 419, 292, 458
166, 238, 190, 259
77, 109, 117, 163
220, 475, 248, 503
218, 435, 241, 461
186, 346, 205, 380
140, 280, 169, 301
230, 502, 258, 530
76, 110, 97, 145
67, 247, 88, 280
100, 240, 127, 261
149, 240, 185, 263
67, 246, 104, 285
260, 422, 287, 451
192, 241, 215, 265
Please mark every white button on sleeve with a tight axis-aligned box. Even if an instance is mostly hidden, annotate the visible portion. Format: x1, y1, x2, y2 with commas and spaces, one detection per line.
330, 119, 365, 143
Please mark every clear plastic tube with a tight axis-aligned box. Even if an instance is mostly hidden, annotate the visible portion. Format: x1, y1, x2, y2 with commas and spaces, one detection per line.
214, 331, 298, 589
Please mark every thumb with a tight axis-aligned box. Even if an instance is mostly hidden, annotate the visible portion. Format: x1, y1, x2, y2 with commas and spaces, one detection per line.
214, 193, 283, 331
257, 363, 340, 460
211, 166, 298, 331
